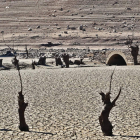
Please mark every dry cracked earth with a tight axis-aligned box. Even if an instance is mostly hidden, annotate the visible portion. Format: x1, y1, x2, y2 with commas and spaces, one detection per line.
0, 66, 139, 139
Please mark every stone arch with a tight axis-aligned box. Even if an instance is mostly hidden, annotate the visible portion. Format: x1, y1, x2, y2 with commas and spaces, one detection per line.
106, 51, 128, 66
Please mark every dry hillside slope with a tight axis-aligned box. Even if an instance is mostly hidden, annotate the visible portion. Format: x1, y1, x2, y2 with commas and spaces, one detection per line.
0, 0, 140, 49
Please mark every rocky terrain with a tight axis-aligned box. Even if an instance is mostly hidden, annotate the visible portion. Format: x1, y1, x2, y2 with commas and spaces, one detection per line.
0, 0, 140, 50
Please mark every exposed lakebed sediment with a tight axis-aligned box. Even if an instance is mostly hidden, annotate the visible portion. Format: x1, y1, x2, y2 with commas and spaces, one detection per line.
0, 66, 139, 139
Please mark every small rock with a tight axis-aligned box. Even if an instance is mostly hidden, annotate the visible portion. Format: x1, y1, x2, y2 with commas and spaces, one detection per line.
52, 14, 56, 17
98, 28, 102, 31
36, 25, 40, 29
113, 1, 118, 5
93, 22, 97, 26
82, 28, 86, 31
79, 25, 83, 30
64, 31, 68, 34
28, 28, 32, 31
122, 21, 126, 24
1, 31, 4, 34
5, 6, 9, 9
113, 29, 116, 33
126, 7, 131, 10
67, 25, 70, 30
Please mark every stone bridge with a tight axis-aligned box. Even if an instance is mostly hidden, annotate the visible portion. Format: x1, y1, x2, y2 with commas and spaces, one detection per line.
92, 49, 140, 65
105, 49, 140, 65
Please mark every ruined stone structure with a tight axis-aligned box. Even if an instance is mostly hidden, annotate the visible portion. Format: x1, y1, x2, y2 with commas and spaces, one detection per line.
90, 49, 140, 66
106, 49, 134, 65
106, 49, 140, 65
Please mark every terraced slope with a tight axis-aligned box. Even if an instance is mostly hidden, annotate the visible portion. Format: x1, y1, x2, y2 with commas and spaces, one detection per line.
0, 0, 140, 49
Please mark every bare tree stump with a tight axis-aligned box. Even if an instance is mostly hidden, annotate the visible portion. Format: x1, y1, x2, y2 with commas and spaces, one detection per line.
12, 56, 19, 69
55, 57, 63, 66
25, 46, 29, 58
130, 45, 139, 65
18, 91, 29, 131
125, 36, 139, 65
0, 59, 3, 67
32, 61, 35, 69
38, 56, 46, 65
99, 88, 121, 136
62, 53, 69, 68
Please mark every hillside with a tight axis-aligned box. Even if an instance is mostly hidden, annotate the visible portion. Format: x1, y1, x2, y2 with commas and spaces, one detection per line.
0, 66, 139, 139
0, 0, 140, 50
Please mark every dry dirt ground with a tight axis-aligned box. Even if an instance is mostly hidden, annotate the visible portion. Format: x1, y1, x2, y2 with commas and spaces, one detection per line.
0, 0, 140, 51
0, 66, 139, 139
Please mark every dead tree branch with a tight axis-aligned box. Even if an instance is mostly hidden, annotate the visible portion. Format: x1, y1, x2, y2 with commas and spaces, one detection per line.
109, 66, 116, 92
17, 65, 22, 92
99, 67, 121, 136
17, 61, 29, 131
25, 45, 29, 58
99, 88, 121, 136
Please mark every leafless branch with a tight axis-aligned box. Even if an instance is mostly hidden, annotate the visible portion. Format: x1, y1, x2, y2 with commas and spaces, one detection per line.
109, 66, 116, 93
18, 68, 22, 93
16, 61, 23, 93
112, 87, 121, 105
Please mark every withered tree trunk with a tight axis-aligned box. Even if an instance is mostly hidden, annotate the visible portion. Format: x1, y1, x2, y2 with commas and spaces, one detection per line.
18, 91, 29, 131
0, 59, 3, 67
55, 57, 63, 66
38, 56, 46, 65
15, 56, 29, 131
25, 46, 29, 58
99, 88, 121, 136
12, 56, 19, 70
130, 45, 139, 65
62, 54, 69, 68
32, 61, 35, 69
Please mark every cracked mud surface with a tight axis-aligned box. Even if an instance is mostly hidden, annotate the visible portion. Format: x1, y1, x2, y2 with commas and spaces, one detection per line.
0, 66, 139, 139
